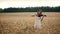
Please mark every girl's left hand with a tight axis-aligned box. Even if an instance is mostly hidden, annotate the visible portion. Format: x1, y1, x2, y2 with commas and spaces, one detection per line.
44, 15, 47, 17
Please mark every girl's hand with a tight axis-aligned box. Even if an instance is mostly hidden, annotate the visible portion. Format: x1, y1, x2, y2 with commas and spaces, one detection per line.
43, 15, 47, 17
32, 15, 35, 17
32, 14, 36, 17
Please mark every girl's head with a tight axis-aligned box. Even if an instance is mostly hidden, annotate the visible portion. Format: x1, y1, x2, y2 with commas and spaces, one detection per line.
37, 9, 42, 14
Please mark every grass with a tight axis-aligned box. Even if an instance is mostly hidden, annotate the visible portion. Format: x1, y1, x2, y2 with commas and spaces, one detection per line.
0, 12, 60, 34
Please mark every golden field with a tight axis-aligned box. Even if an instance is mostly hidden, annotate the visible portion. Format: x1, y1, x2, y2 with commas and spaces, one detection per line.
0, 12, 60, 34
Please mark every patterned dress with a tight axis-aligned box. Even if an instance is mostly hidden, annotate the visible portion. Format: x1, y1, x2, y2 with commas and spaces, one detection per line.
34, 14, 43, 29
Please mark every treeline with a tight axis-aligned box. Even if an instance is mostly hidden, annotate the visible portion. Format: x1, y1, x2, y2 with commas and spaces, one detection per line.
0, 6, 60, 13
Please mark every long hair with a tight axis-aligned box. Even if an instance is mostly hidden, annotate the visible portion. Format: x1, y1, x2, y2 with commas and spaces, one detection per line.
37, 9, 42, 15
37, 9, 42, 12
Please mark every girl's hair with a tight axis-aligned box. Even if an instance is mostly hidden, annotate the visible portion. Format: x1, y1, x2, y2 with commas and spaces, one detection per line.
37, 9, 42, 12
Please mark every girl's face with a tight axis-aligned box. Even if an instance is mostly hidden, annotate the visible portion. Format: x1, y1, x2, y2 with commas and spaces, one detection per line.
37, 11, 42, 14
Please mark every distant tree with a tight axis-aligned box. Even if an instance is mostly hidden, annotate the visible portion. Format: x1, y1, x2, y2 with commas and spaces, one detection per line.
0, 8, 3, 13
1, 6, 60, 13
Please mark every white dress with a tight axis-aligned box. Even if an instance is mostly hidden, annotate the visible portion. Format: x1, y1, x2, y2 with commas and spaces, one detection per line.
34, 15, 41, 29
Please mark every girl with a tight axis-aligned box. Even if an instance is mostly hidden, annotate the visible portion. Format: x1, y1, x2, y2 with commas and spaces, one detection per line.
33, 9, 46, 29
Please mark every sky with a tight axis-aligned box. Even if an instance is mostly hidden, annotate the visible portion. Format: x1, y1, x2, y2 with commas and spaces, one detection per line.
0, 0, 60, 9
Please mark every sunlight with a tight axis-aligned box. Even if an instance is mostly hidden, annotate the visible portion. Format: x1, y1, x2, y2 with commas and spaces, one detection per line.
0, 0, 60, 9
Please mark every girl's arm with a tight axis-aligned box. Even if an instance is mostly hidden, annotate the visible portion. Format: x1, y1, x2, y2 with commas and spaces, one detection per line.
41, 14, 47, 21
41, 13, 47, 16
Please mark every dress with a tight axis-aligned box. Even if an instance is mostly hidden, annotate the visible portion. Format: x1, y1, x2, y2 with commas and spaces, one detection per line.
34, 15, 41, 29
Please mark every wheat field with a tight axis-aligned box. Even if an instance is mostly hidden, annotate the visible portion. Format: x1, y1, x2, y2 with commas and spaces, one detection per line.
0, 12, 60, 34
